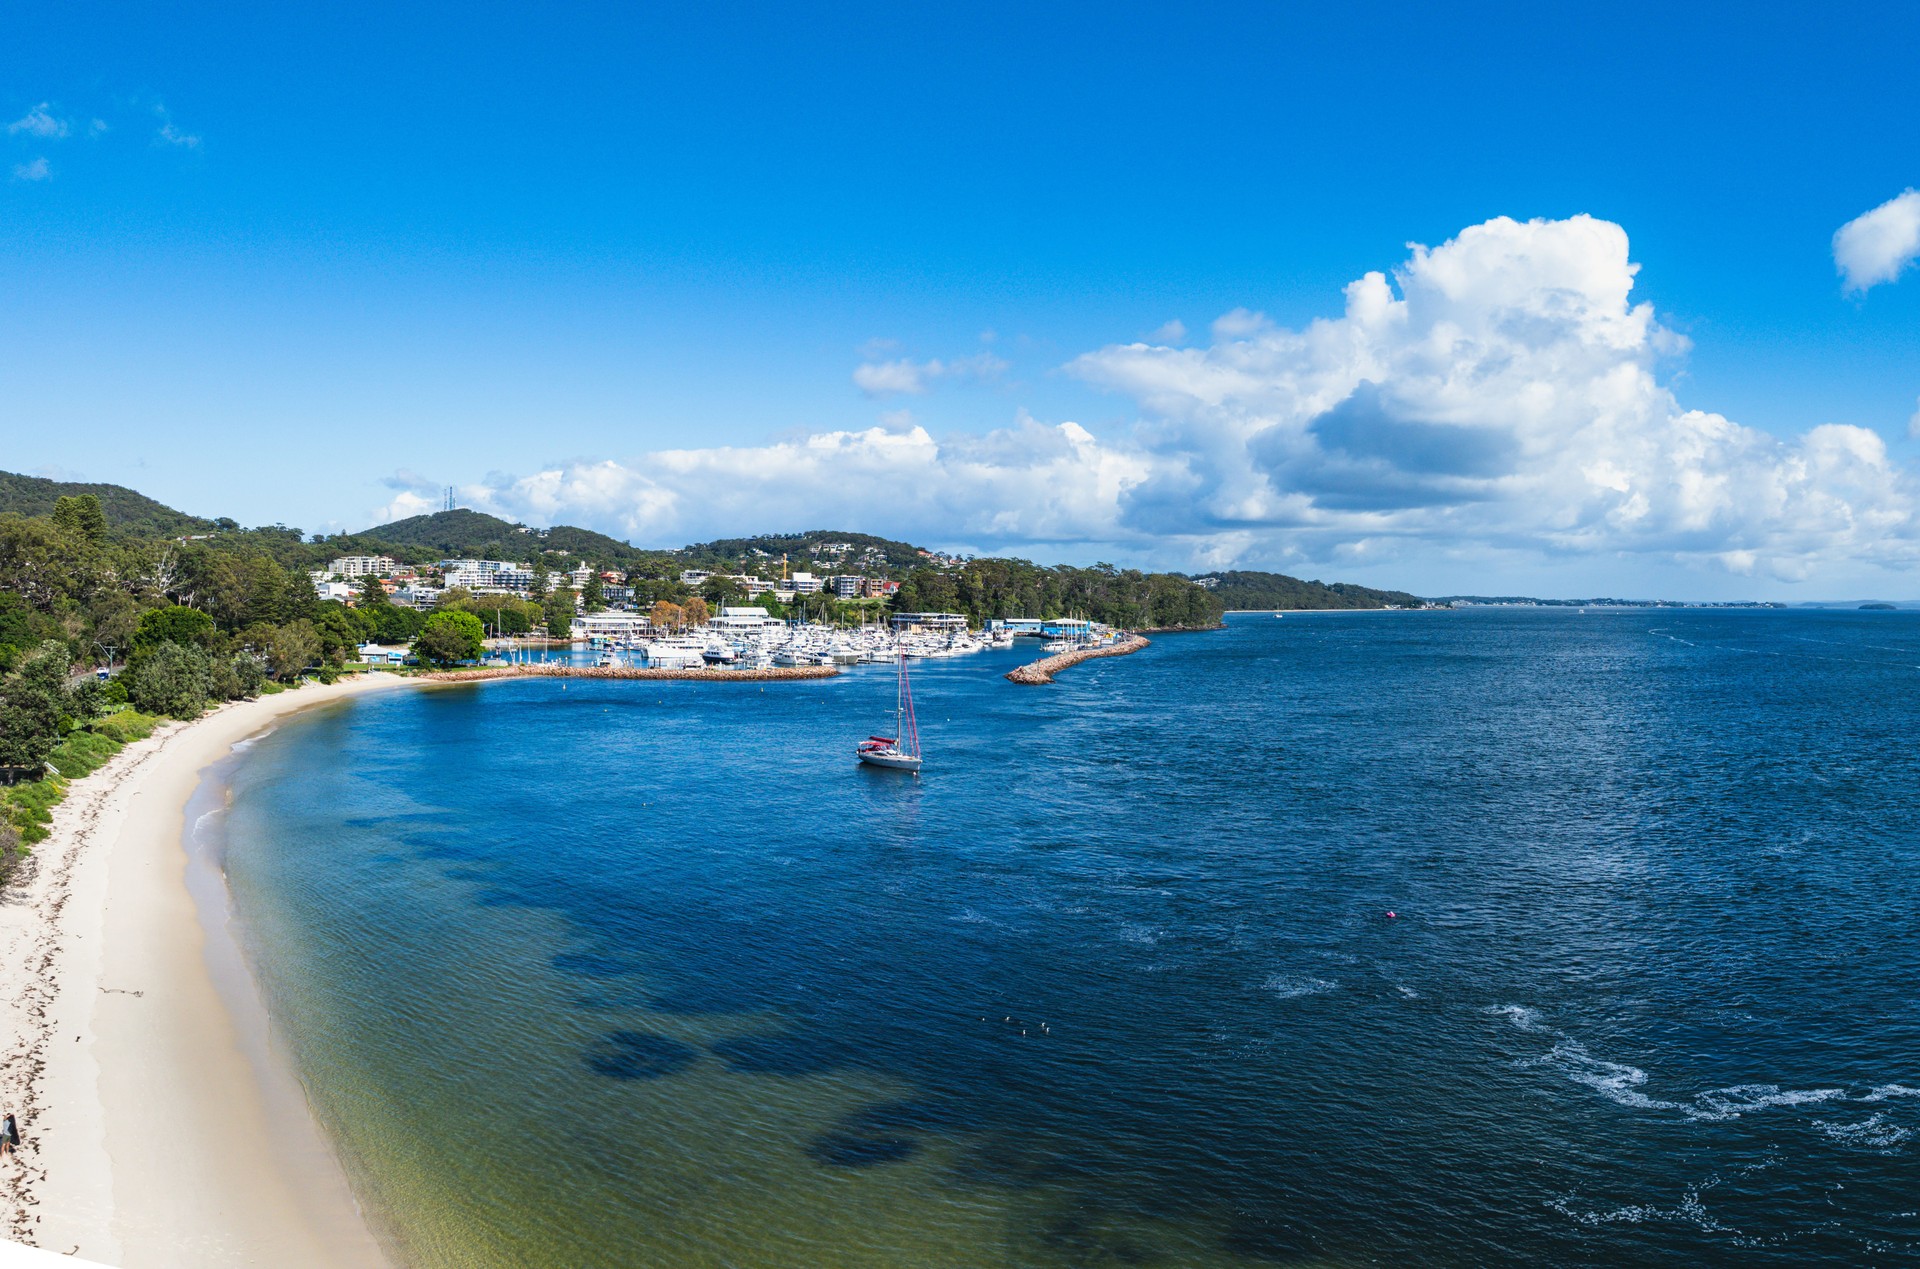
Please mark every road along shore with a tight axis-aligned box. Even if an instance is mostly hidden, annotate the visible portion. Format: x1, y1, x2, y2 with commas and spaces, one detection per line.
1004, 635, 1152, 685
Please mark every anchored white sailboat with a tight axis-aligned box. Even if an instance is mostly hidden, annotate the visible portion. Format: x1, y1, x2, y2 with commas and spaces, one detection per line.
856, 652, 923, 773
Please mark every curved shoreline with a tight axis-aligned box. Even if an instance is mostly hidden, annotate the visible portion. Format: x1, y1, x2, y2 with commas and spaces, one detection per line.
1005, 634, 1152, 685
12, 675, 412, 1266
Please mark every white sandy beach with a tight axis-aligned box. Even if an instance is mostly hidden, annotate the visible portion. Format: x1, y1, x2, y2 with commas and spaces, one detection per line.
0, 674, 415, 1267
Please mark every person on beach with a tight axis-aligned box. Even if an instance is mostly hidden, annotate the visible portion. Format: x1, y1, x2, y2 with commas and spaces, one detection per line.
0, 1112, 17, 1160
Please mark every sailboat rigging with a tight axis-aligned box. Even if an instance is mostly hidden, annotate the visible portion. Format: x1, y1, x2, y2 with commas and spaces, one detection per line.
856, 652, 923, 773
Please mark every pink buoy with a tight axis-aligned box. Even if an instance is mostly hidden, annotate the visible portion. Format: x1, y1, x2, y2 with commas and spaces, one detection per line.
1386, 911, 1397, 919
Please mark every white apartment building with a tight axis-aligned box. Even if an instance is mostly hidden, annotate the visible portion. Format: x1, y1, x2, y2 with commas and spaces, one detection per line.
788, 571, 824, 594
679, 569, 713, 586
829, 575, 864, 598
439, 560, 535, 591
329, 555, 398, 578
391, 584, 444, 609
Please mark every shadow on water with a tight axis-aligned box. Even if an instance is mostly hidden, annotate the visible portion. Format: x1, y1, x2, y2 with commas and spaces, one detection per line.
583, 1031, 699, 1081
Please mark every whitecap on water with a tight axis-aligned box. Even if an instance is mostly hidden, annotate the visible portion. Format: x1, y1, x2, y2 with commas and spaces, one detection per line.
1686, 1084, 1845, 1122
1486, 1003, 1548, 1033
1493, 1007, 1851, 1125
1535, 1040, 1683, 1112
1815, 1113, 1911, 1149
1262, 973, 1337, 999
1861, 1083, 1920, 1102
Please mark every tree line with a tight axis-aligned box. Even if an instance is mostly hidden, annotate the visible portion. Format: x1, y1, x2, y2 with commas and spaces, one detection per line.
889, 559, 1223, 629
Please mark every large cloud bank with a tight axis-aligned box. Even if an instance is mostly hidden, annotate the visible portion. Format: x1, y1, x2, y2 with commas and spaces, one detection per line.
387, 215, 1919, 583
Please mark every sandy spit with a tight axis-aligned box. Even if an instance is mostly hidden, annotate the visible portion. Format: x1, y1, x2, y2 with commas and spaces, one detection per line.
1, 674, 413, 1267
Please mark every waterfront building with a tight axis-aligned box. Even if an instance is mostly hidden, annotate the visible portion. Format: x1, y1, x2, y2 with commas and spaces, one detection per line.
890, 612, 969, 633
862, 578, 901, 599
573, 612, 653, 641
829, 575, 865, 598
788, 571, 825, 594
329, 554, 398, 578
566, 564, 595, 589
712, 605, 781, 632
737, 576, 776, 596
355, 642, 413, 666
603, 584, 634, 607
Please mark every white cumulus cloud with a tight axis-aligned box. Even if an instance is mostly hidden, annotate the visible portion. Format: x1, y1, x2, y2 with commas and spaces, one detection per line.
440, 415, 1144, 556
1834, 189, 1920, 292
1071, 214, 1919, 579
396, 215, 1920, 588
11, 157, 50, 182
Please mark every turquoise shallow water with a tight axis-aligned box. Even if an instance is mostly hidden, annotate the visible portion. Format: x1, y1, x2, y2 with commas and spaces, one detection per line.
219, 611, 1920, 1266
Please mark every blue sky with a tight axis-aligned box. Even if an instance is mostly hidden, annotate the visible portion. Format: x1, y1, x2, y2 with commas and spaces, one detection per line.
4, 2, 1919, 596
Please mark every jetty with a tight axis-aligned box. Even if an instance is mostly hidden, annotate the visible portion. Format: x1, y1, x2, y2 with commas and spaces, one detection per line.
418, 664, 839, 683
1005, 634, 1151, 685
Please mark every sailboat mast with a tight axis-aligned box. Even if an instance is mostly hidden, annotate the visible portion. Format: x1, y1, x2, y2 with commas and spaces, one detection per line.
899, 652, 920, 758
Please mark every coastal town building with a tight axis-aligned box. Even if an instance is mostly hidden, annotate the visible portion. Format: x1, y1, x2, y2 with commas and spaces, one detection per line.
439, 559, 535, 591
312, 579, 355, 602
391, 584, 444, 609
788, 571, 824, 594
890, 612, 969, 633
329, 554, 398, 578
679, 569, 713, 586
711, 605, 781, 632
862, 578, 901, 599
573, 612, 653, 640
829, 575, 864, 598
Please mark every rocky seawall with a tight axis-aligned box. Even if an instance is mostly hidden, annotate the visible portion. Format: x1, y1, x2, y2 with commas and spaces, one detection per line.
1004, 635, 1151, 685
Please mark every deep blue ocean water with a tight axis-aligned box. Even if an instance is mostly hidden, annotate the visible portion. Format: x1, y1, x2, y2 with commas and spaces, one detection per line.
220, 611, 1920, 1267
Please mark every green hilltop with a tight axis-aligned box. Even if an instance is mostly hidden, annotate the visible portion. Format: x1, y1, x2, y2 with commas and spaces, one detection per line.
1191, 569, 1427, 610
0, 471, 214, 539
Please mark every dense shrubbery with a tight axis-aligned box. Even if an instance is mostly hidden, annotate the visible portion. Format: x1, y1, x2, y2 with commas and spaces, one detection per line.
0, 710, 162, 869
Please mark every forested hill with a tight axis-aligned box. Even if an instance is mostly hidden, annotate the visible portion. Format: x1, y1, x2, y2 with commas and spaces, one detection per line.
672, 530, 929, 574
359, 509, 644, 564
1193, 570, 1427, 610
0, 471, 212, 538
